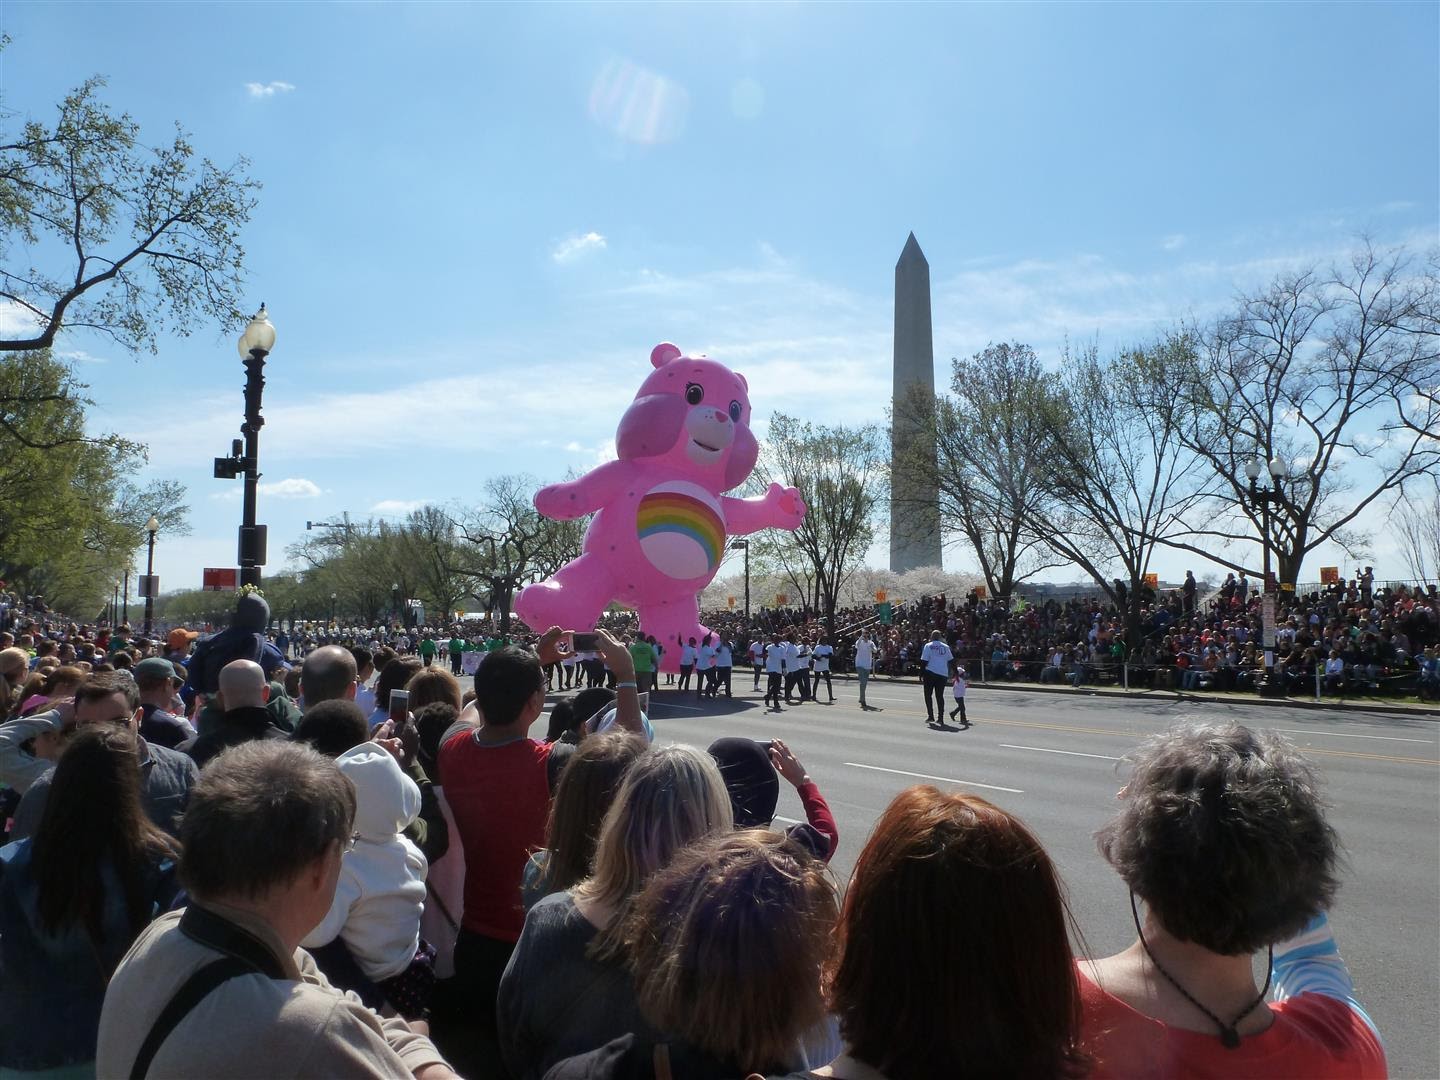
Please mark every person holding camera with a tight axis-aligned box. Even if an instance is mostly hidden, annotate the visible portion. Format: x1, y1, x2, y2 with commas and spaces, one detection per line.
439, 627, 649, 1076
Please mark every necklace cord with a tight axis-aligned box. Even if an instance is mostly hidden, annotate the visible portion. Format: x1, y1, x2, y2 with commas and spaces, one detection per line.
1129, 891, 1273, 1049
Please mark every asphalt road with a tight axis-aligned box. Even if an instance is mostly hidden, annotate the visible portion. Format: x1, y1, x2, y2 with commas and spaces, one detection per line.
604, 673, 1440, 1077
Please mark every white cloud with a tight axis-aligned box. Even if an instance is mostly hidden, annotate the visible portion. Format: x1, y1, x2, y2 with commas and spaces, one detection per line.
1161, 233, 1187, 251
0, 299, 41, 338
262, 477, 322, 498
552, 232, 607, 264
210, 477, 322, 502
55, 349, 108, 365
560, 439, 617, 466
757, 241, 788, 269
371, 499, 426, 515
245, 81, 296, 99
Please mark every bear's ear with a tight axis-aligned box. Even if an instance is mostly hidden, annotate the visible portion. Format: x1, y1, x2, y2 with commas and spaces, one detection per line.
650, 342, 683, 368
734, 370, 748, 392
617, 393, 688, 460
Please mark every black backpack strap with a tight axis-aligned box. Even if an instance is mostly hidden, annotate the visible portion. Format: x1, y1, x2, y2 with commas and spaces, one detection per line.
129, 956, 256, 1079
129, 906, 289, 1079
178, 904, 287, 976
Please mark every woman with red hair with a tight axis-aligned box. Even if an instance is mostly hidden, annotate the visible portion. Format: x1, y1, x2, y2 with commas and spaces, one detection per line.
783, 785, 1089, 1080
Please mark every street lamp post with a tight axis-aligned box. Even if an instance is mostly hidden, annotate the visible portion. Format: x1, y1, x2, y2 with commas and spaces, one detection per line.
215, 305, 276, 589
330, 592, 338, 628
731, 540, 751, 620
142, 515, 160, 638
392, 583, 401, 629
1244, 456, 1288, 697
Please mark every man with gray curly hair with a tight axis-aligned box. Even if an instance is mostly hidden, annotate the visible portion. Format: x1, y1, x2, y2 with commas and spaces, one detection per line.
1078, 722, 1386, 1076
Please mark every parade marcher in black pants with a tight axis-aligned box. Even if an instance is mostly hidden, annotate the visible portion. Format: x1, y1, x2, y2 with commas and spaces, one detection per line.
697, 634, 716, 700
679, 637, 697, 693
715, 639, 734, 698
919, 631, 954, 725
763, 634, 786, 710
810, 635, 835, 702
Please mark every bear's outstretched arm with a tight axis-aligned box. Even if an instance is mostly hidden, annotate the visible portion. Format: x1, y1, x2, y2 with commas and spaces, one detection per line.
534, 461, 634, 520
722, 482, 807, 535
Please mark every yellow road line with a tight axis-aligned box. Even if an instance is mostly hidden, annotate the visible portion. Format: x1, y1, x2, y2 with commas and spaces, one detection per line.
971, 717, 1438, 768
973, 717, 1142, 738
1294, 746, 1438, 766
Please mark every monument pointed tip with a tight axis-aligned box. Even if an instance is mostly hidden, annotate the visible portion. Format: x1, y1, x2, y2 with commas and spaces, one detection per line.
898, 231, 927, 266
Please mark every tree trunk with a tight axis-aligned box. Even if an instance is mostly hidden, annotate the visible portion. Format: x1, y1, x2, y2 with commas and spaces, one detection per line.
496, 581, 515, 638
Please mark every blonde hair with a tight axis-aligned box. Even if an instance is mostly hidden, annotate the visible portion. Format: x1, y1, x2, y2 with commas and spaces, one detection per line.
575, 744, 733, 961
0, 646, 30, 683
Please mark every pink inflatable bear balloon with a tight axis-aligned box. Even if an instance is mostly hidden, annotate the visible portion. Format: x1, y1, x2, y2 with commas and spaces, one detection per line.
516, 343, 806, 669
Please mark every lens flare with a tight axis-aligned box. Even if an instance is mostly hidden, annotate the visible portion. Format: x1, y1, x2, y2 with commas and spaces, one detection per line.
588, 58, 689, 145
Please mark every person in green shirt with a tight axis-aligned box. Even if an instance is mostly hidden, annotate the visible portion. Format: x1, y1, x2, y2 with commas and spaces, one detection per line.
628, 635, 656, 693
448, 633, 466, 675
418, 635, 438, 667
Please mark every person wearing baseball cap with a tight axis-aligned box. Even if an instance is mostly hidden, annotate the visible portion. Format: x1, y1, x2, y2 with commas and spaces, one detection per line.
133, 657, 196, 750
165, 628, 198, 662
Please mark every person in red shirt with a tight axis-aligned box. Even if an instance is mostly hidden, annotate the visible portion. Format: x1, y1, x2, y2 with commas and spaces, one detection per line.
437, 626, 647, 1076
1079, 722, 1386, 1079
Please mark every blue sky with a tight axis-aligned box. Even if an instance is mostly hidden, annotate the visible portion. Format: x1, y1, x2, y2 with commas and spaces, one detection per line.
2, 1, 1436, 591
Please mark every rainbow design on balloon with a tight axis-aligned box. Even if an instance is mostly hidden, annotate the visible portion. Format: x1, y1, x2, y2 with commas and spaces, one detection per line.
636, 489, 726, 580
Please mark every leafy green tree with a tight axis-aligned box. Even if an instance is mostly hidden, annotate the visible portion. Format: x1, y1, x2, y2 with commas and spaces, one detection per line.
0, 350, 189, 613
2, 68, 261, 355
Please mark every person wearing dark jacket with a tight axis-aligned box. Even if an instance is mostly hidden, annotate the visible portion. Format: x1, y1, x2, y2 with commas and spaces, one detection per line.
133, 656, 196, 749
182, 592, 286, 706
181, 660, 289, 769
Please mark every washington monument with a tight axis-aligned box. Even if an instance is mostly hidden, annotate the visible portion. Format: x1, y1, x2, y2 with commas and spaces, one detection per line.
889, 232, 943, 573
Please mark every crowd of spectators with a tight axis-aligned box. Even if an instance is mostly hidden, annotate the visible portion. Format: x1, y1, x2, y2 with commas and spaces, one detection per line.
0, 583, 1394, 1078
696, 577, 1439, 702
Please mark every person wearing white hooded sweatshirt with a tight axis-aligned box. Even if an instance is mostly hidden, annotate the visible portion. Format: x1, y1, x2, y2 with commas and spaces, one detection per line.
302, 743, 429, 1016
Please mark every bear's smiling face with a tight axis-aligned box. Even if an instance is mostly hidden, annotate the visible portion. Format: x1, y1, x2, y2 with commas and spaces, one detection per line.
681, 376, 744, 465
614, 344, 759, 491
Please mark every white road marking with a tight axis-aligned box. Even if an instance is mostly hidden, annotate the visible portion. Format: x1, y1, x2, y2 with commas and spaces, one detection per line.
844, 762, 1024, 794
1271, 727, 1435, 744
773, 815, 803, 825
1000, 743, 1122, 761
648, 701, 707, 712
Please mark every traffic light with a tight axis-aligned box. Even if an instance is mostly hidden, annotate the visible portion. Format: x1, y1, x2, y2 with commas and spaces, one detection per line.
213, 438, 245, 479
